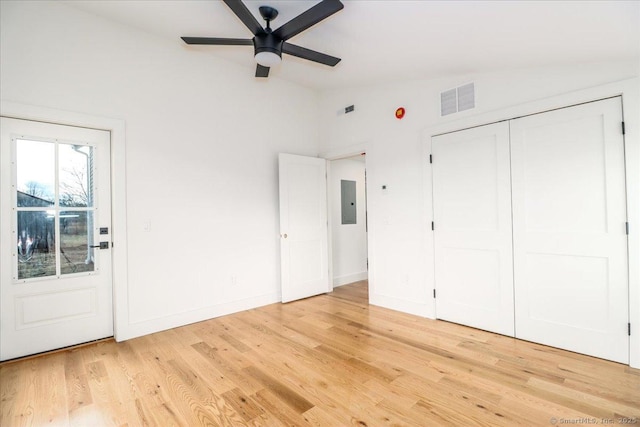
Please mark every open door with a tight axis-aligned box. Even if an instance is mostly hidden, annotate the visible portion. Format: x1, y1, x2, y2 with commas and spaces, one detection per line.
278, 153, 329, 303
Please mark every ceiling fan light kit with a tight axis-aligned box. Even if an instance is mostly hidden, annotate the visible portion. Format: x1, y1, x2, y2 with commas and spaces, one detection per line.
181, 0, 343, 78
255, 51, 281, 67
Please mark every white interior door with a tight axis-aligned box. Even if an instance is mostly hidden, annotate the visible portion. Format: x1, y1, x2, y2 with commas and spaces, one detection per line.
432, 122, 515, 336
279, 153, 329, 303
1, 117, 113, 361
511, 97, 629, 363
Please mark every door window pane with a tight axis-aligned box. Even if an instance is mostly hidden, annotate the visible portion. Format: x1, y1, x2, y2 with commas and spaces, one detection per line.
60, 211, 95, 274
17, 211, 56, 279
16, 139, 54, 207
59, 144, 94, 208
14, 138, 97, 281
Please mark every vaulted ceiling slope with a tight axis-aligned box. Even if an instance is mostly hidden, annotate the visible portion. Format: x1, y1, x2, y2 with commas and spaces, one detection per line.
63, 0, 640, 90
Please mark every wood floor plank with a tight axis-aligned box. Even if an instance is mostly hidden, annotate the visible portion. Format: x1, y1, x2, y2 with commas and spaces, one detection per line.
240, 335, 389, 415
0, 361, 28, 421
84, 358, 139, 426
300, 405, 353, 427
243, 366, 313, 414
2, 280, 639, 426
191, 342, 264, 396
219, 388, 264, 422
34, 354, 70, 425
252, 388, 309, 427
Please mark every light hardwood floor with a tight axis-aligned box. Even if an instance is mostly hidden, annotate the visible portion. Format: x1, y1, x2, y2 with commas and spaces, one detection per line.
1, 281, 639, 426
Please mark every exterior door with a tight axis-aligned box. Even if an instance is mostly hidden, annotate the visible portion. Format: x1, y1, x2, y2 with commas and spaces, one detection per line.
278, 153, 330, 303
0, 117, 113, 361
511, 97, 629, 363
432, 122, 515, 336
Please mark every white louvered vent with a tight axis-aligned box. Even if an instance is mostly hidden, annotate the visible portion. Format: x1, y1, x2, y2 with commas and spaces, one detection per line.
440, 83, 475, 116
440, 89, 457, 116
457, 83, 475, 112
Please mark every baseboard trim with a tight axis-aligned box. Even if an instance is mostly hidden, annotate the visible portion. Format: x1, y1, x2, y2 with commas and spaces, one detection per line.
369, 293, 432, 319
333, 272, 368, 287
118, 292, 280, 341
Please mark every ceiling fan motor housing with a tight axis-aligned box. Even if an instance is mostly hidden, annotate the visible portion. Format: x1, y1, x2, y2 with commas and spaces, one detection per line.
253, 33, 283, 58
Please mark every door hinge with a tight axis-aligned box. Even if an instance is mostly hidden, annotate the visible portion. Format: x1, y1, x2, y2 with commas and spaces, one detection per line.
629, 323, 631, 336
433, 289, 436, 298
431, 221, 435, 231
622, 121, 626, 135
626, 222, 630, 235
429, 154, 433, 164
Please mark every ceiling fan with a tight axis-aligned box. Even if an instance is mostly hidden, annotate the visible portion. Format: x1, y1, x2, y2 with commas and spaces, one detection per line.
181, 0, 344, 78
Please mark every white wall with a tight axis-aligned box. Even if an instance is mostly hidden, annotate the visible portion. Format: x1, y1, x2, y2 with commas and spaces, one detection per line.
0, 1, 320, 340
329, 157, 367, 286
318, 63, 640, 367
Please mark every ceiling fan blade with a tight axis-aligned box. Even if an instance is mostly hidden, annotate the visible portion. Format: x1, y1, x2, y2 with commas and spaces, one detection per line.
222, 0, 264, 36
255, 64, 270, 78
273, 0, 343, 41
282, 43, 341, 66
181, 37, 253, 46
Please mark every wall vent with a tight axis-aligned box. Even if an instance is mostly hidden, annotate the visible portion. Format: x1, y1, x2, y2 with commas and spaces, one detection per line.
440, 89, 457, 116
440, 83, 475, 116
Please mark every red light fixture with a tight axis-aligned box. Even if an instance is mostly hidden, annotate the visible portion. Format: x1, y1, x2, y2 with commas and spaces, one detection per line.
395, 107, 406, 119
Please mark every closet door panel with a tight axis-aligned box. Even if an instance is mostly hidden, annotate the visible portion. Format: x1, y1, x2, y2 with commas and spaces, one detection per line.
432, 122, 514, 336
511, 97, 629, 363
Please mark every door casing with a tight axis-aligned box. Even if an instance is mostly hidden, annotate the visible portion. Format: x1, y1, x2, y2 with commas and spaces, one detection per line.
1, 101, 129, 343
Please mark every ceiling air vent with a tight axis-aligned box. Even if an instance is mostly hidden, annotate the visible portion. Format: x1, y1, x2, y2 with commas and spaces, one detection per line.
440, 83, 475, 116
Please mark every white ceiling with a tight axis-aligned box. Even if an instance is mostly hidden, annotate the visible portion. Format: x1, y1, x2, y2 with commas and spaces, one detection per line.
63, 0, 640, 91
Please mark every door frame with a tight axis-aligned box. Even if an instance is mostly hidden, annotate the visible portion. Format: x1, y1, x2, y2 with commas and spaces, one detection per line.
327, 153, 369, 290
321, 143, 371, 296
1, 101, 129, 343
422, 77, 639, 368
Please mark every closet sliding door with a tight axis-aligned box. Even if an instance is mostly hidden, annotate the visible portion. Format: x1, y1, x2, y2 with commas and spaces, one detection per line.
510, 97, 629, 363
432, 122, 515, 336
